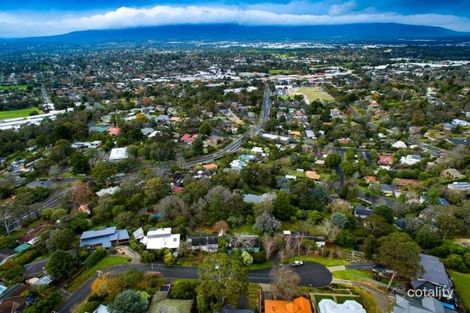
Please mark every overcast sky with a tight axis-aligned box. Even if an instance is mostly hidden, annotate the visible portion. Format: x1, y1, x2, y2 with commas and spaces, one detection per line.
1, 0, 469, 37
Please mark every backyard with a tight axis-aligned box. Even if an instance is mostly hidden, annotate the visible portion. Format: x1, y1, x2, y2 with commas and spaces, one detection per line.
449, 270, 470, 311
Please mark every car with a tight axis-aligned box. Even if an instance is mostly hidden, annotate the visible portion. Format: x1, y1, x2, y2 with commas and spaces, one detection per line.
290, 260, 304, 267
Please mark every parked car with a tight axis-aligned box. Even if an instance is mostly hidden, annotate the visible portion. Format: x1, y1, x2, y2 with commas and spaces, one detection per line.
290, 260, 304, 267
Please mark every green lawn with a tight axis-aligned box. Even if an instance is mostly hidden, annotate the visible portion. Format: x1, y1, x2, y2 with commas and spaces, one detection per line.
0, 107, 42, 120
0, 84, 29, 91
449, 271, 470, 311
67, 256, 130, 292
232, 224, 256, 234
289, 87, 334, 103
333, 270, 373, 281
247, 261, 273, 271
286, 256, 350, 267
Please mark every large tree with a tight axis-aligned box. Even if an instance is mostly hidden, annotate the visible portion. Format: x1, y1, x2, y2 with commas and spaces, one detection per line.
109, 290, 149, 313
45, 250, 76, 281
271, 267, 300, 300
196, 253, 248, 312
253, 212, 281, 235
378, 232, 421, 288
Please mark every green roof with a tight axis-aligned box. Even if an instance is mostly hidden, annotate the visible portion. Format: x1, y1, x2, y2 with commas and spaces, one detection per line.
14, 243, 31, 253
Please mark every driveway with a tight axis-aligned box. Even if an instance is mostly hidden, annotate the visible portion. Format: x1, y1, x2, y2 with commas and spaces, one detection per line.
57, 261, 332, 313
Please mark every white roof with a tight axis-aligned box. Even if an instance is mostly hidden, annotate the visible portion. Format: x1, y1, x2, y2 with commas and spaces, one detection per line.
109, 147, 128, 161
392, 141, 407, 149
145, 228, 180, 250
93, 304, 110, 313
96, 186, 121, 197
318, 299, 366, 313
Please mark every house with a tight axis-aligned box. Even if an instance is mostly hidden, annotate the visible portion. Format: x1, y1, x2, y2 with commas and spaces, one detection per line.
107, 127, 121, 136
0, 283, 29, 313
96, 186, 121, 197
396, 179, 420, 189
364, 176, 378, 184
0, 249, 15, 265
243, 193, 276, 204
143, 228, 180, 250
400, 155, 422, 166
392, 141, 407, 149
305, 171, 321, 180
265, 296, 312, 313
378, 155, 394, 166
132, 227, 145, 241
187, 236, 219, 252
451, 119, 470, 127
109, 147, 128, 162
338, 138, 353, 145
381, 184, 396, 196
318, 299, 366, 313
93, 304, 110, 313
354, 205, 373, 219
441, 169, 464, 180
305, 129, 316, 139
447, 182, 470, 192
411, 254, 454, 301
393, 295, 456, 313
181, 133, 198, 145
203, 163, 218, 171
71, 141, 102, 149
79, 227, 129, 249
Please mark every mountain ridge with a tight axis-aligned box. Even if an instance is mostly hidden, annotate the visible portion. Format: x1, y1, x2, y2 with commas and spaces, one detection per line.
4, 23, 470, 43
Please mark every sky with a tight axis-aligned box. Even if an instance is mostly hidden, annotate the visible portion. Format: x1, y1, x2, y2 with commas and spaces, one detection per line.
0, 0, 469, 37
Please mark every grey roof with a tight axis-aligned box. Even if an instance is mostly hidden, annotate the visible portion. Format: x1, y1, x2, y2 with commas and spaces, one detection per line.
413, 254, 452, 289
393, 296, 450, 313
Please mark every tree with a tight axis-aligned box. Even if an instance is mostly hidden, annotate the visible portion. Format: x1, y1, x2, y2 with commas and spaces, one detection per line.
373, 206, 394, 224
169, 279, 198, 299
331, 212, 348, 229
193, 138, 204, 155
199, 122, 212, 136
196, 253, 248, 312
45, 250, 76, 281
70, 151, 90, 174
91, 161, 117, 185
144, 177, 169, 204
91, 274, 122, 300
415, 225, 442, 249
271, 267, 300, 300
46, 228, 74, 252
272, 191, 296, 221
72, 180, 94, 207
362, 235, 378, 259
318, 219, 341, 241
253, 212, 281, 234
241, 251, 253, 265
378, 232, 421, 288
325, 153, 342, 169
109, 290, 149, 313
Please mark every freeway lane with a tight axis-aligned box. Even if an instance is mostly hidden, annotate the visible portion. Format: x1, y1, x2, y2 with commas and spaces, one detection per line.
57, 261, 331, 312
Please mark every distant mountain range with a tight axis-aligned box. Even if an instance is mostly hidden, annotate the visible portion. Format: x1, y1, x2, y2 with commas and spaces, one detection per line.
7, 23, 470, 43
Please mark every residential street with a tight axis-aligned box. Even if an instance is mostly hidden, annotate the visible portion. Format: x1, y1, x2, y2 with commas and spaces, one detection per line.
57, 261, 331, 313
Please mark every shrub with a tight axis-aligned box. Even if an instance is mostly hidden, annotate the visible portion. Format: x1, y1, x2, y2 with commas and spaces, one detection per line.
169, 279, 198, 299
85, 248, 107, 268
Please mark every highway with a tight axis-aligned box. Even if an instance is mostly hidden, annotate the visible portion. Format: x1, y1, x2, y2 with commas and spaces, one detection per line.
182, 83, 272, 168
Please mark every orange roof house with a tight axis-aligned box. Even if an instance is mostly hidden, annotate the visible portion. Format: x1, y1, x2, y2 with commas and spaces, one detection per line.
203, 163, 218, 171
305, 171, 320, 180
107, 127, 121, 136
364, 176, 378, 184
265, 297, 312, 313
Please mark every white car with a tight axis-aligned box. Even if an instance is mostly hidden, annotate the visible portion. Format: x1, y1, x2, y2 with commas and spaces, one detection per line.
290, 260, 304, 267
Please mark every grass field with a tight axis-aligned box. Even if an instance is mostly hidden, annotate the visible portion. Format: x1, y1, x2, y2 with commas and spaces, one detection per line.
286, 256, 350, 267
449, 271, 470, 311
0, 107, 41, 120
232, 223, 256, 234
269, 69, 292, 75
0, 84, 29, 91
67, 256, 130, 292
332, 269, 374, 281
289, 87, 334, 103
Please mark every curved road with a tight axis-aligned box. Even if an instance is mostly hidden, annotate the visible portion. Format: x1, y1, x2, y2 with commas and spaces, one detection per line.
57, 261, 331, 313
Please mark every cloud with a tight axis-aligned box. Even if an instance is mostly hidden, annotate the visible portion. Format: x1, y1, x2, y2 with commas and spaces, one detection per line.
0, 3, 469, 37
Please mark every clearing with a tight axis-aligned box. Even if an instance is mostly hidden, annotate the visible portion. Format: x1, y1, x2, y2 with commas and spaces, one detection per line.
289, 87, 334, 103
0, 107, 42, 120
